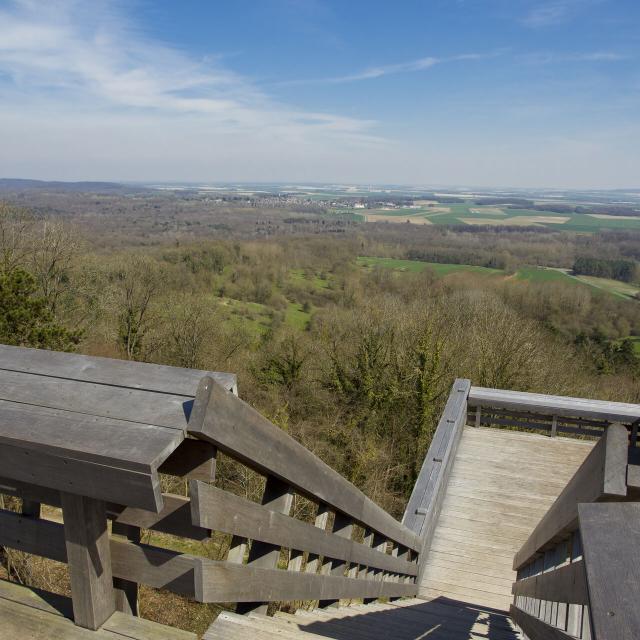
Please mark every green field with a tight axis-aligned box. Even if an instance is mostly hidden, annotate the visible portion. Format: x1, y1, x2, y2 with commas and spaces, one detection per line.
515, 267, 585, 285
357, 256, 502, 276
332, 201, 640, 232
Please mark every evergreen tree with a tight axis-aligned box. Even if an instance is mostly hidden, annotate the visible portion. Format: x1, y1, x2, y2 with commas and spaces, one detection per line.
0, 267, 80, 351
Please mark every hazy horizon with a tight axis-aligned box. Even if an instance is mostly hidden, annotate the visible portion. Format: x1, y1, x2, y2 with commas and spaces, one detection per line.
1, 0, 638, 189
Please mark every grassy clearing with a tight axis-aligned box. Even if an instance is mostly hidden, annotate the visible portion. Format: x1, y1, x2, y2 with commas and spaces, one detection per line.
572, 275, 640, 300
285, 302, 311, 330
515, 267, 580, 284
289, 268, 330, 290
357, 256, 502, 276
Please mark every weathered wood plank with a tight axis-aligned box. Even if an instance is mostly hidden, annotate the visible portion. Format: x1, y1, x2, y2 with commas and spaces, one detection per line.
0, 369, 191, 431
236, 476, 294, 615
510, 604, 577, 640
0, 399, 182, 473
110, 494, 211, 541
0, 511, 416, 604
403, 379, 470, 589
0, 440, 163, 512
158, 439, 216, 481
403, 379, 471, 534
190, 482, 417, 576
61, 493, 116, 630
579, 502, 640, 640
0, 343, 236, 396
112, 521, 140, 616
513, 423, 629, 570
469, 386, 640, 423
512, 560, 588, 604
0, 579, 196, 639
188, 377, 421, 551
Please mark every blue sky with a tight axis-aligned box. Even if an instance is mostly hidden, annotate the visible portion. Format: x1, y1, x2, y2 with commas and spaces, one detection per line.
0, 0, 638, 188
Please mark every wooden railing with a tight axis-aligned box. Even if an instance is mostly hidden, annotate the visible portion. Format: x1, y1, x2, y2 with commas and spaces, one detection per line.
467, 386, 640, 438
402, 379, 470, 580
510, 423, 640, 640
0, 371, 421, 631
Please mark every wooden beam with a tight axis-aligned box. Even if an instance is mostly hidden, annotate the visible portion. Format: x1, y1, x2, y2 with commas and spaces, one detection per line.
188, 377, 421, 552
0, 510, 417, 603
112, 522, 140, 616
110, 494, 210, 542
0, 343, 236, 396
158, 439, 216, 481
61, 493, 115, 630
510, 605, 575, 640
512, 560, 588, 605
579, 502, 640, 640
235, 477, 293, 615
469, 386, 640, 424
402, 379, 470, 586
318, 511, 353, 609
190, 482, 417, 576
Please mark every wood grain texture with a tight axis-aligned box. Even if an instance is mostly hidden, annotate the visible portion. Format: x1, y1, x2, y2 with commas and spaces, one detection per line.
510, 604, 574, 640
191, 481, 417, 575
61, 493, 116, 630
419, 426, 592, 613
513, 423, 628, 571
0, 578, 196, 639
511, 560, 588, 604
0, 343, 236, 396
469, 386, 640, 423
579, 502, 640, 640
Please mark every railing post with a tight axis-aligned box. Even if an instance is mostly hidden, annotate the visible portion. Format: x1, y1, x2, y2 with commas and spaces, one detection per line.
61, 493, 116, 630
363, 532, 387, 604
236, 476, 294, 616
551, 415, 558, 437
305, 503, 330, 576
474, 405, 481, 427
112, 522, 140, 616
318, 511, 353, 609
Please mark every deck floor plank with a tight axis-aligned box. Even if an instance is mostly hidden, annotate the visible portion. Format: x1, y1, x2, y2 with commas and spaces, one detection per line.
418, 427, 593, 613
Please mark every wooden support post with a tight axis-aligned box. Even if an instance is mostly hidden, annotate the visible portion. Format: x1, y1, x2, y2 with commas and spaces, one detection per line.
61, 493, 115, 630
236, 476, 293, 616
305, 503, 330, 575
363, 533, 387, 604
318, 511, 353, 609
551, 415, 558, 438
112, 522, 140, 616
474, 405, 481, 428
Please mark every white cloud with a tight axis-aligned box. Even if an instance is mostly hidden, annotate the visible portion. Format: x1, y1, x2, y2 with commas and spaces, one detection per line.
0, 0, 377, 146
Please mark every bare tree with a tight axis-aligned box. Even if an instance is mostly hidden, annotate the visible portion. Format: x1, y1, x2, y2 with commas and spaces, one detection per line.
29, 219, 81, 314
0, 203, 34, 273
112, 256, 163, 360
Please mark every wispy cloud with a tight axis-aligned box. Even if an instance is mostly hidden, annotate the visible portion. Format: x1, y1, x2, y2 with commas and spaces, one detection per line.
521, 0, 600, 27
276, 52, 495, 87
0, 0, 376, 142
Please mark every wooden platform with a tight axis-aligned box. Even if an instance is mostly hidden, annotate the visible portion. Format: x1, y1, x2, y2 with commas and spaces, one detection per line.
418, 426, 594, 611
206, 597, 522, 639
0, 579, 195, 639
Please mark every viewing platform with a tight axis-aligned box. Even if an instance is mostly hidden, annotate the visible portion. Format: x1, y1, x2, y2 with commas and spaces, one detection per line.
0, 344, 638, 639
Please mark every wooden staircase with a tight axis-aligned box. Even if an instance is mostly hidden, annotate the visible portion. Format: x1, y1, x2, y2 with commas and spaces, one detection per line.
419, 426, 593, 611
206, 597, 522, 639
